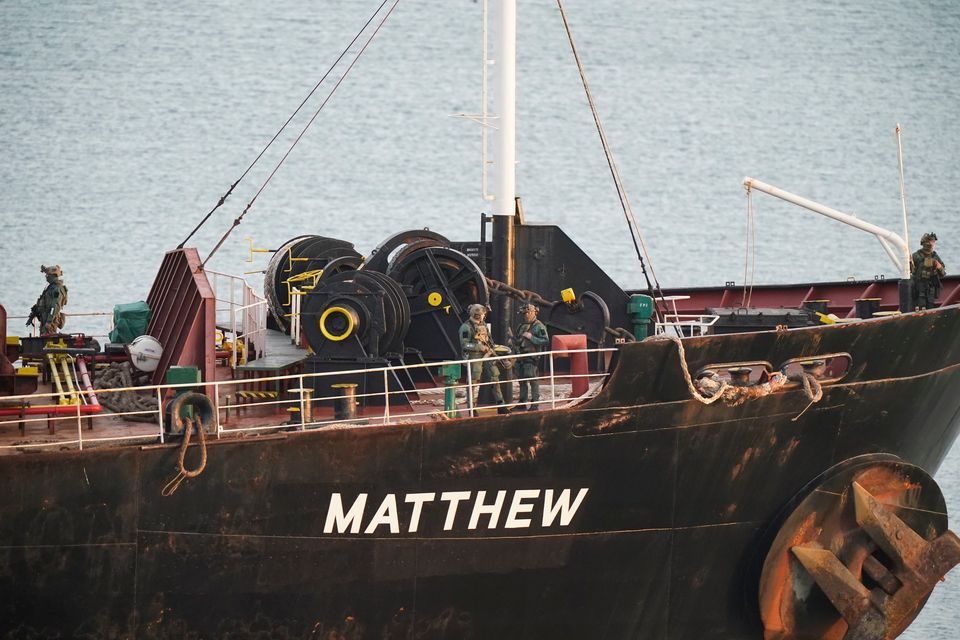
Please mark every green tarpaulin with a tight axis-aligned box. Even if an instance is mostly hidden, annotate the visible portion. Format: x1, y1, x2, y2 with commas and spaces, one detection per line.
108, 301, 151, 344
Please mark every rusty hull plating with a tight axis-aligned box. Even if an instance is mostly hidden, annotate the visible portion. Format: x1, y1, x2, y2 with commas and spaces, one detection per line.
2, 306, 960, 638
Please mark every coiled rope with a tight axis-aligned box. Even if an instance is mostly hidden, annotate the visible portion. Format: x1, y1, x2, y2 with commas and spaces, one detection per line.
161, 416, 209, 497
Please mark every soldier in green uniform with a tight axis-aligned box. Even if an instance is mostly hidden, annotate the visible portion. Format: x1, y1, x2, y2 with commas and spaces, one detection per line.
911, 232, 946, 310
512, 303, 549, 410
27, 265, 68, 335
459, 303, 509, 414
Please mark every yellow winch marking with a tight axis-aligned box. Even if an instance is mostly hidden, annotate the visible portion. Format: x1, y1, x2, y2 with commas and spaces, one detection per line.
319, 306, 355, 341
427, 292, 443, 307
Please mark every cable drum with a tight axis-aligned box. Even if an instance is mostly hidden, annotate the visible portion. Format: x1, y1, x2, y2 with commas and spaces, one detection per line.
362, 229, 451, 273
300, 270, 411, 359
387, 246, 489, 361
358, 269, 410, 354
263, 235, 361, 333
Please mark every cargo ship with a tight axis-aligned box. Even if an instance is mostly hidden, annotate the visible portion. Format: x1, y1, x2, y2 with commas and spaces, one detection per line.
1, 2, 958, 639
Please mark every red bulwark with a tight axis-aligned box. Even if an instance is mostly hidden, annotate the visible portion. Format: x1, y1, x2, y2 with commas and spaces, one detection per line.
662, 274, 960, 317
145, 249, 216, 385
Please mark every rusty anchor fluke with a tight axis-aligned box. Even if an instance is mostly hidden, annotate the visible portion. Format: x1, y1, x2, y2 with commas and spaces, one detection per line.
790, 483, 960, 640
759, 460, 960, 640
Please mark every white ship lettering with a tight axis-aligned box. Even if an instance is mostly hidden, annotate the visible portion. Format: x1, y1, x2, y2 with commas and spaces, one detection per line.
323, 488, 590, 534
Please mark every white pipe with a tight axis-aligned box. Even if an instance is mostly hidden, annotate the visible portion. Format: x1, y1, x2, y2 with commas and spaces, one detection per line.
481, 0, 491, 201
492, 0, 516, 217
743, 177, 909, 278
77, 358, 99, 407
895, 123, 911, 274
875, 236, 901, 272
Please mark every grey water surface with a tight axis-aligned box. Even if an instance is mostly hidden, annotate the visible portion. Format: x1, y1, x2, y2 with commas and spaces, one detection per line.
1, 0, 959, 636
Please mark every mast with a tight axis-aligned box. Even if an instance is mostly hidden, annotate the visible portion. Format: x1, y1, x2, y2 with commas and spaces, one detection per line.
489, 0, 517, 342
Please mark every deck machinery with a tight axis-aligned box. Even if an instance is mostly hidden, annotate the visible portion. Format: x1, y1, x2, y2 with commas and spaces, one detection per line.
262, 221, 638, 408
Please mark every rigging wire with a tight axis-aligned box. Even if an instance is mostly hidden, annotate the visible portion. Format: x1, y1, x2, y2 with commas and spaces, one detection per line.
555, 0, 667, 320
203, 0, 402, 267
177, 0, 393, 250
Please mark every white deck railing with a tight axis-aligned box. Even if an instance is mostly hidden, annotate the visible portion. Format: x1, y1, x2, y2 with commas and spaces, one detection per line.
0, 347, 615, 452
8, 311, 115, 339
656, 314, 719, 338
205, 270, 269, 368
7, 276, 268, 370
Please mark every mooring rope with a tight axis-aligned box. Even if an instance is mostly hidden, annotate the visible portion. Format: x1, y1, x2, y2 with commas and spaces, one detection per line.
653, 334, 729, 404
161, 416, 209, 497
654, 333, 824, 414
790, 371, 823, 421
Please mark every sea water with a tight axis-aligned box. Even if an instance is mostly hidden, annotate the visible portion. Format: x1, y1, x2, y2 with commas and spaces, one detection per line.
1, 0, 959, 636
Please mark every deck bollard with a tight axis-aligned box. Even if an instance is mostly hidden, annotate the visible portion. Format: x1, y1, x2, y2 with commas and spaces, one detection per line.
287, 387, 314, 428
300, 387, 313, 424
550, 334, 589, 398
728, 366, 752, 386
331, 383, 358, 421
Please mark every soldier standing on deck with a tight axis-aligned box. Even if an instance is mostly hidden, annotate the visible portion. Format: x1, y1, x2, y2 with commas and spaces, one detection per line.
459, 304, 510, 414
911, 233, 946, 310
512, 303, 549, 411
27, 265, 68, 335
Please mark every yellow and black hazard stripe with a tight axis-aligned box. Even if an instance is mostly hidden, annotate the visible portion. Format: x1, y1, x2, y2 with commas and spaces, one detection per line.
236, 390, 279, 400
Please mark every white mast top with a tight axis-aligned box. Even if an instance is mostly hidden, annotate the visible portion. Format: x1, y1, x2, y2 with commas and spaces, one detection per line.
490, 0, 516, 216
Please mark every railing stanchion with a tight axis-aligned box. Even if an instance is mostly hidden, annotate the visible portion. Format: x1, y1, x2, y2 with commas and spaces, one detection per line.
76, 401, 82, 450
155, 387, 165, 443
466, 359, 474, 416
549, 352, 556, 409
214, 381, 222, 438
383, 370, 390, 424
230, 306, 237, 369
298, 375, 307, 430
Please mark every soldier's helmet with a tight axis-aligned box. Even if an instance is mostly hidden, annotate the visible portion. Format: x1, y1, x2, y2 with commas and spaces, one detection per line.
41, 264, 62, 277
519, 302, 539, 315
467, 303, 486, 317
921, 232, 938, 244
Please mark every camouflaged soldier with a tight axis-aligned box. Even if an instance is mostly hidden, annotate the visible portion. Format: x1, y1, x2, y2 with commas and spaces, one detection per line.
512, 303, 549, 410
911, 232, 946, 310
27, 265, 68, 335
459, 303, 509, 414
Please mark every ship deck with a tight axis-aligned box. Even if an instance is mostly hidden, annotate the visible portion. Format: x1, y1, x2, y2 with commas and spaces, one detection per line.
0, 351, 598, 456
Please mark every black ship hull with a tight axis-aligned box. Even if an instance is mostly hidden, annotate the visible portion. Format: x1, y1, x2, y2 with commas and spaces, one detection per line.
3, 306, 960, 639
